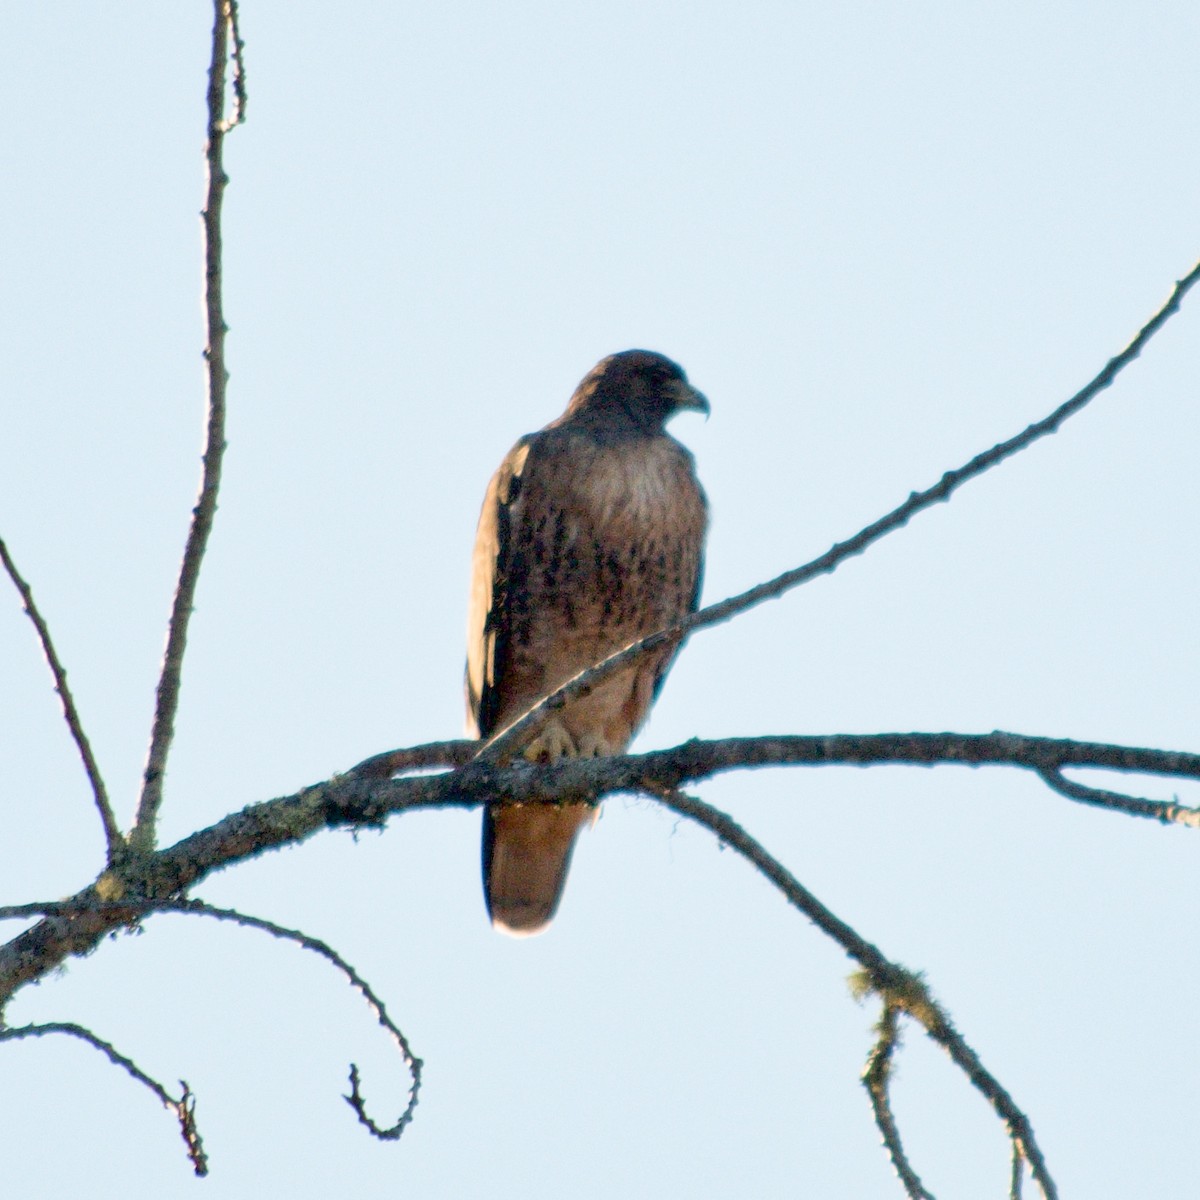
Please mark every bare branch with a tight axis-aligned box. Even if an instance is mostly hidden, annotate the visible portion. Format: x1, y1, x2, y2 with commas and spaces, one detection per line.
861, 1002, 935, 1200
647, 785, 1059, 1200
1011, 1140, 1025, 1200
170, 899, 421, 1141
1034, 766, 1200, 825
0, 536, 121, 860
222, 0, 247, 130
0, 897, 421, 1146
133, 0, 244, 850
478, 256, 1200, 766
0, 1020, 207, 1175
4, 729, 1198, 1009
349, 739, 477, 779
355, 731, 1200, 826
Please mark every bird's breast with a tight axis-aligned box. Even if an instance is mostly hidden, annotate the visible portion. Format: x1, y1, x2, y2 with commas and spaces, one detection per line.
573, 438, 691, 533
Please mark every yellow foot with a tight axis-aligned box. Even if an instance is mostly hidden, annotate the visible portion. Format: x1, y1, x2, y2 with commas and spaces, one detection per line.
575, 732, 616, 758
523, 719, 577, 763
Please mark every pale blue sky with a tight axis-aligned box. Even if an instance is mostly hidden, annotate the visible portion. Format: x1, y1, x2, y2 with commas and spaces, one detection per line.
3, 3, 1199, 1197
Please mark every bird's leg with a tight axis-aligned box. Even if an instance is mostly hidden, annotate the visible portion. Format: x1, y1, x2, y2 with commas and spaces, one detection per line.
522, 718, 577, 763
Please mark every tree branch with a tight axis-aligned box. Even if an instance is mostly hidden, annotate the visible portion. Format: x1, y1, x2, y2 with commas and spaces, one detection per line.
132, 0, 243, 850
476, 255, 1200, 767
4, 730, 1196, 1009
1034, 766, 1200, 824
221, 0, 247, 131
861, 1002, 935, 1200
0, 897, 421, 1157
173, 899, 421, 1141
1011, 1140, 1026, 1200
0, 536, 121, 861
649, 785, 1058, 1200
350, 739, 477, 779
360, 731, 1200, 826
0, 1020, 206, 1175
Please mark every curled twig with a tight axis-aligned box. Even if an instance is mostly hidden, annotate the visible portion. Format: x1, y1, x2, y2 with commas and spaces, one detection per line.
0, 897, 422, 1146
478, 257, 1200, 767
0, 536, 121, 861
0, 1020, 207, 1175
646, 784, 1058, 1200
172, 899, 421, 1140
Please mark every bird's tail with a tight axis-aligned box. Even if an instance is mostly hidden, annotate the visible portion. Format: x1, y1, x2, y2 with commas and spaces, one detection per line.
482, 802, 594, 936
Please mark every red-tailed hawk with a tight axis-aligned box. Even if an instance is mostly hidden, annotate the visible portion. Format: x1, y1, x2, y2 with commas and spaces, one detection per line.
466, 349, 709, 936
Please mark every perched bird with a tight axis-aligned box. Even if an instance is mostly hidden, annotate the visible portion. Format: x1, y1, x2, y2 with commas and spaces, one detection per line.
465, 350, 709, 935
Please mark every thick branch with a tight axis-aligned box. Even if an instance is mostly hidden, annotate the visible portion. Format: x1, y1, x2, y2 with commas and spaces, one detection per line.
477, 256, 1200, 766
133, 0, 242, 850
0, 537, 121, 860
0, 1021, 206, 1175
360, 732, 1200, 826
3, 730, 1196, 1008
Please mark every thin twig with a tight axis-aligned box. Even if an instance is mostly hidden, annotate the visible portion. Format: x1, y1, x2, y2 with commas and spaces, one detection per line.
1011, 1140, 1025, 1200
861, 1003, 936, 1200
167, 900, 421, 1139
1035, 766, 1200, 825
0, 536, 121, 860
223, 0, 247, 129
647, 785, 1059, 1200
0, 1020, 207, 1175
0, 897, 423, 1141
133, 0, 242, 850
349, 739, 477, 779
478, 257, 1200, 766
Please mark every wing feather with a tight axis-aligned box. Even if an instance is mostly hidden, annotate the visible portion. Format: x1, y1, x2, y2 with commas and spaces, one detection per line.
465, 438, 533, 738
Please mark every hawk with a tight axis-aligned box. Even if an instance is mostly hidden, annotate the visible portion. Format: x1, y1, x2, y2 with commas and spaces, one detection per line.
465, 349, 709, 935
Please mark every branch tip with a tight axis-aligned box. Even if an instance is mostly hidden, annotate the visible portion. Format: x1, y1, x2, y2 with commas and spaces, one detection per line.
0, 536, 121, 860
132, 0, 245, 849
0, 1021, 208, 1176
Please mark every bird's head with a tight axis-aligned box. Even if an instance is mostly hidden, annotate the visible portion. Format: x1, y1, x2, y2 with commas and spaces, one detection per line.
564, 349, 709, 433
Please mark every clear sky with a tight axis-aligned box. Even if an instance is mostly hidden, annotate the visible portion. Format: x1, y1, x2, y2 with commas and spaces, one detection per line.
2, 3, 1199, 1197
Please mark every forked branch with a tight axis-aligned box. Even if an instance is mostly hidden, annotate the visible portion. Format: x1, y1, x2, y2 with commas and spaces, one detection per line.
648, 785, 1058, 1199
1, 896, 421, 1165
0, 1020, 206, 1175
3, 731, 1198, 1011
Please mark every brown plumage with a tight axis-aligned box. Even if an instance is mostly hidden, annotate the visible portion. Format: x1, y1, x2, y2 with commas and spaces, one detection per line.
465, 350, 709, 936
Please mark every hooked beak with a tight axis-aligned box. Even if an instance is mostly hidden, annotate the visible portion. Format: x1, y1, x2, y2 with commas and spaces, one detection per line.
672, 380, 710, 419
